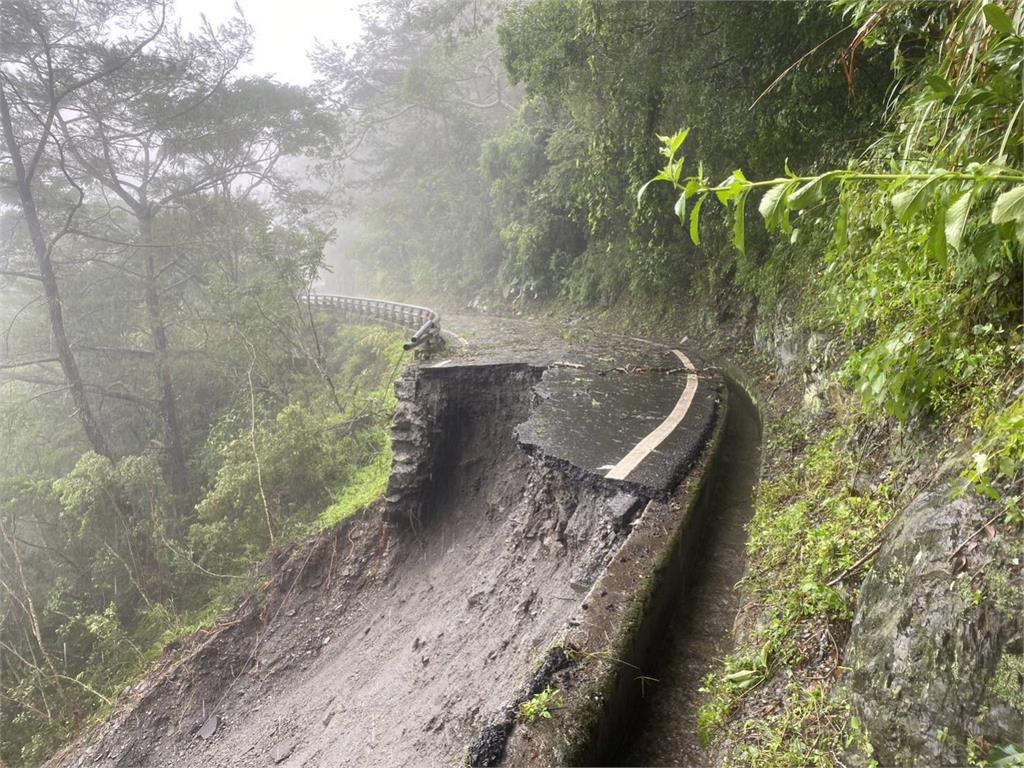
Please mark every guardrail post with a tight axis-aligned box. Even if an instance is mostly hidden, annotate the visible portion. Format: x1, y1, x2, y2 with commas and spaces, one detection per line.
304, 292, 442, 351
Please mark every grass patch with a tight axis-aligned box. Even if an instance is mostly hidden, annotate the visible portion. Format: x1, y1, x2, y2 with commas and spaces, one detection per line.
733, 682, 854, 768
316, 441, 393, 529
698, 420, 896, 764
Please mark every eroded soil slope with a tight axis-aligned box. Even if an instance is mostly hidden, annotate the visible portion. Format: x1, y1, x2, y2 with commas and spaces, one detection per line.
57, 364, 644, 768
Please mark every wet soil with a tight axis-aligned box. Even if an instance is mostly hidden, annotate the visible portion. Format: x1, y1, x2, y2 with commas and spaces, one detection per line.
617, 380, 762, 766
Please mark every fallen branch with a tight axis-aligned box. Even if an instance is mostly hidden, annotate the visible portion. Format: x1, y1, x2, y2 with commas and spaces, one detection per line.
949, 510, 1002, 560
826, 542, 882, 587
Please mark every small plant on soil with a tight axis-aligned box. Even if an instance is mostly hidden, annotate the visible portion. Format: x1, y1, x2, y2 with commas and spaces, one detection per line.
519, 686, 563, 722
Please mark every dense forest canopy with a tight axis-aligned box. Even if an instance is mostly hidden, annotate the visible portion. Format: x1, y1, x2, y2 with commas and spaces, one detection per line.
0, 1, 397, 760
1, 0, 1021, 764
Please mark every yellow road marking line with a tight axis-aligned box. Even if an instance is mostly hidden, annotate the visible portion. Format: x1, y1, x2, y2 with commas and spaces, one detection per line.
605, 349, 698, 481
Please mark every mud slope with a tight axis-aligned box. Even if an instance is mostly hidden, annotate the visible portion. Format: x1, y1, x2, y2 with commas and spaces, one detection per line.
57, 364, 647, 768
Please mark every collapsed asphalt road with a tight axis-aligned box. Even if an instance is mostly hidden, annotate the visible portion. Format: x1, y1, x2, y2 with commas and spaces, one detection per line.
53, 310, 729, 768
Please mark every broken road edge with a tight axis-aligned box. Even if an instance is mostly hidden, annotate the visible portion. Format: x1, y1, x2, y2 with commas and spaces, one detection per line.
468, 380, 731, 766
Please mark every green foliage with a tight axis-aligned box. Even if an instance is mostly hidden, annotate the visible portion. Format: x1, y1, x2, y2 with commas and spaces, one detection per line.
519, 686, 563, 722
698, 424, 895, 751
192, 403, 342, 564
724, 682, 854, 768
0, 323, 405, 764
514, 0, 887, 303
988, 743, 1024, 767
316, 444, 392, 529
192, 325, 404, 572
744, 427, 894, 622
645, 130, 1024, 262
965, 396, 1024, 522
646, 0, 1023, 429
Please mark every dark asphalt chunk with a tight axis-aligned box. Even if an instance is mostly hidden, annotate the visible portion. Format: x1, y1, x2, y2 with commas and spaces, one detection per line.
516, 346, 719, 497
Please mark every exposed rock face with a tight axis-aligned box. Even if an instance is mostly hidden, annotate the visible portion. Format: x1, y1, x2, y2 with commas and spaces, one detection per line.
846, 485, 1024, 766
385, 362, 545, 524
754, 316, 840, 416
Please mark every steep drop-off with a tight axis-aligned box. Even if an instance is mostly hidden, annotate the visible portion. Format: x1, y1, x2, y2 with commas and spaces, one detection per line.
55, 363, 655, 767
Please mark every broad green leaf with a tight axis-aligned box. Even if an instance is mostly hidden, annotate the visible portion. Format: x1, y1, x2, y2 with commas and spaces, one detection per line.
871, 369, 886, 395
674, 193, 687, 226
925, 74, 955, 98
945, 189, 973, 250
690, 193, 708, 245
757, 182, 788, 231
991, 185, 1024, 223
734, 190, 748, 254
787, 176, 826, 210
835, 204, 848, 251
983, 3, 1016, 35
715, 179, 740, 204
780, 204, 793, 235
891, 178, 939, 223
667, 128, 689, 160
757, 184, 786, 231
715, 170, 748, 204
929, 206, 948, 266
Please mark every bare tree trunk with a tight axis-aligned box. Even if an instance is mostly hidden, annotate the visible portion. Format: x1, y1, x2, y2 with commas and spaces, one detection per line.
0, 86, 112, 459
138, 213, 188, 497
0, 521, 68, 709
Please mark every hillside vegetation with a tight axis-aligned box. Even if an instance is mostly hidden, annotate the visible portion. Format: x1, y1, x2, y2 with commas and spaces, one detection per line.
1, 0, 1021, 765
0, 3, 405, 760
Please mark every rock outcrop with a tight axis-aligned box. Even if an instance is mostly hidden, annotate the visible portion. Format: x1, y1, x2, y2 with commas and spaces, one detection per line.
846, 485, 1024, 765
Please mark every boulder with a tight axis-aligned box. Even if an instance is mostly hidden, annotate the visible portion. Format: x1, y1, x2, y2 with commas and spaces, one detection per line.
846, 485, 1023, 765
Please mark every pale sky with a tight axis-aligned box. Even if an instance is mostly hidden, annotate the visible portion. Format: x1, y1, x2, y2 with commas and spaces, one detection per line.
173, 0, 364, 85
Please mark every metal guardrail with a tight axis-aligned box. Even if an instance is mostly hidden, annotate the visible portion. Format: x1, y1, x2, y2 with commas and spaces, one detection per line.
307, 293, 441, 350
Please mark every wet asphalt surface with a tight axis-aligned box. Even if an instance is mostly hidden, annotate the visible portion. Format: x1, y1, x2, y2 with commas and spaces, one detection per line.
436, 312, 719, 498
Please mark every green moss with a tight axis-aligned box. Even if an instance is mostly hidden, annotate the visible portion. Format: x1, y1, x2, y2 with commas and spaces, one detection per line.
991, 653, 1024, 713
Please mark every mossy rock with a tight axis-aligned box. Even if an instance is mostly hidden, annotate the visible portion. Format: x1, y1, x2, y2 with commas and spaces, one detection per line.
846, 485, 1023, 765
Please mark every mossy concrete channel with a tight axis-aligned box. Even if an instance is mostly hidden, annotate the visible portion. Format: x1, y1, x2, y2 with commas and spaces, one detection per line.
487, 381, 761, 767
